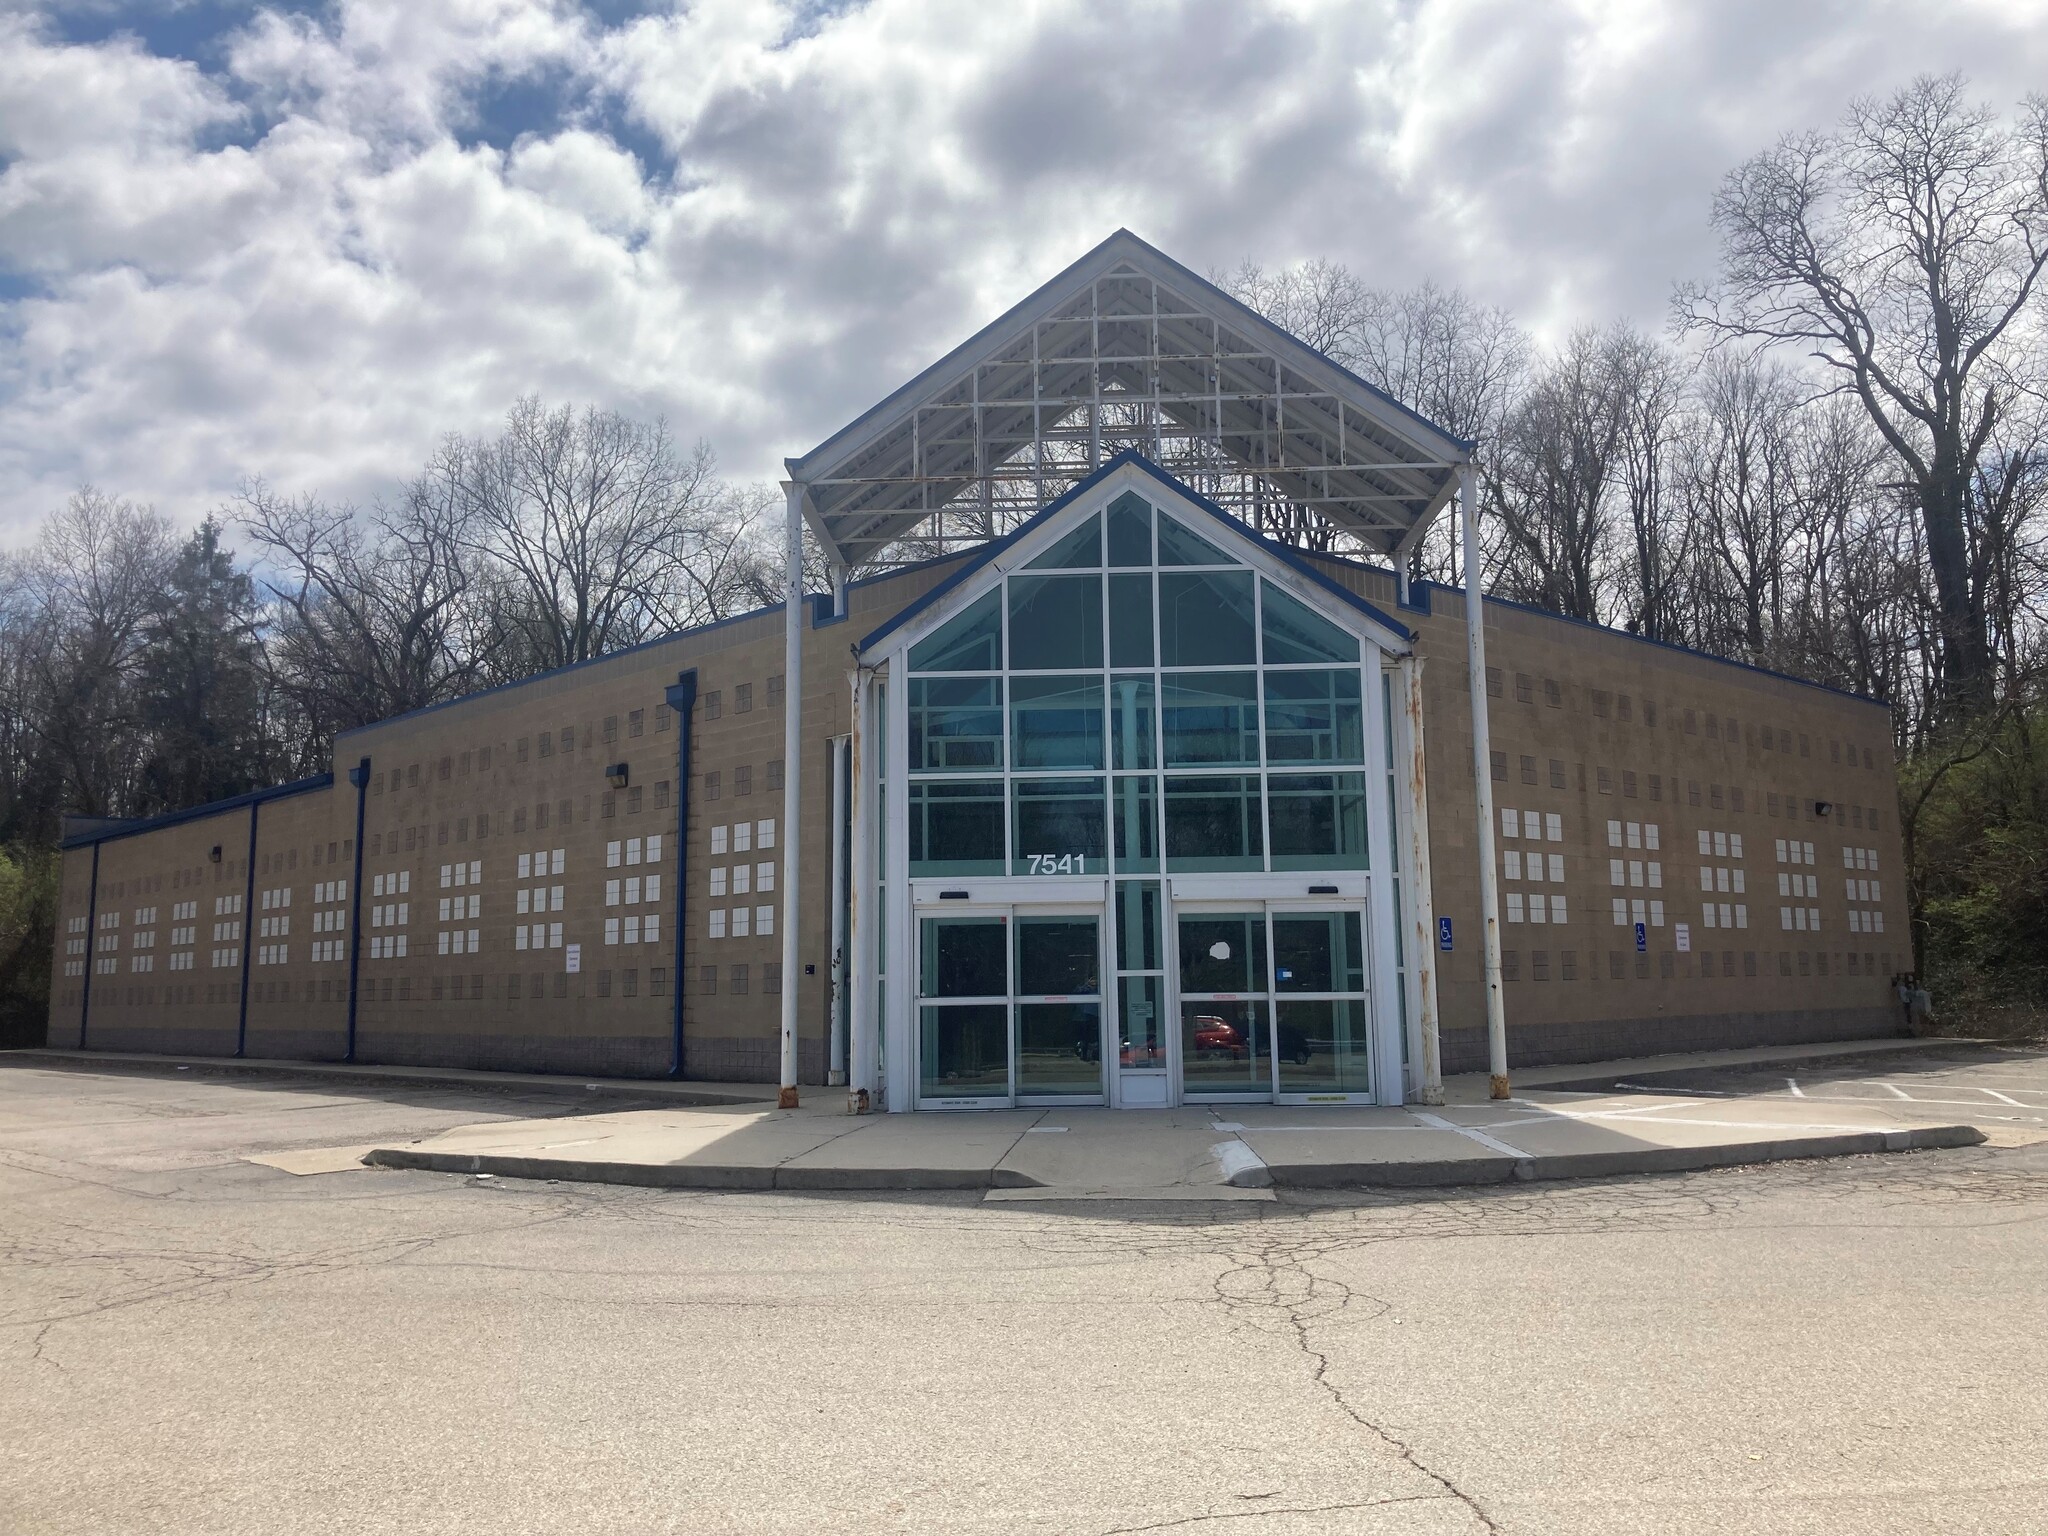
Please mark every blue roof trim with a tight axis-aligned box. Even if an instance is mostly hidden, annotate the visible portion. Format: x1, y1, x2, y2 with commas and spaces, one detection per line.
1298, 548, 1889, 709
62, 773, 336, 850
856, 450, 1415, 657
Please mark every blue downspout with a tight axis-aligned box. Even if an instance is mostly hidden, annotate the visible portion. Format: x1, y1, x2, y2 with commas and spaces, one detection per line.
79, 842, 100, 1048
235, 801, 258, 1057
665, 671, 698, 1078
345, 758, 371, 1062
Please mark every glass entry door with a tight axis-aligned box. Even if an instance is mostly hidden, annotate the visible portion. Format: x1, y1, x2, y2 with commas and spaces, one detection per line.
917, 906, 1105, 1108
1176, 904, 1372, 1103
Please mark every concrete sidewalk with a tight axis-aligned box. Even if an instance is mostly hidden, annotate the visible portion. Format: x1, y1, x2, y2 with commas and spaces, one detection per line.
361, 1075, 1987, 1200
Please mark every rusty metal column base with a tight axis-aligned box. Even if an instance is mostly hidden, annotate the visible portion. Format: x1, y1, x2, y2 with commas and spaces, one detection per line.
779, 1087, 800, 1109
1489, 1074, 1511, 1100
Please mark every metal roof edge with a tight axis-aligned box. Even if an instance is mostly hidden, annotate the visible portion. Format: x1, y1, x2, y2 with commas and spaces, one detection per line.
62, 773, 337, 850
1380, 570, 1894, 711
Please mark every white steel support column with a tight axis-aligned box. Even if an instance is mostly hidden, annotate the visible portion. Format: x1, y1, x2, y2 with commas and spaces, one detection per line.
827, 733, 850, 1087
1397, 654, 1444, 1104
845, 669, 876, 1113
1458, 465, 1510, 1098
778, 482, 804, 1108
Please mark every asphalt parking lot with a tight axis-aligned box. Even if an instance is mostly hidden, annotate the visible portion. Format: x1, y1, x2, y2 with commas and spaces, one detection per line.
1548, 1042, 2048, 1137
3, 1055, 2046, 1536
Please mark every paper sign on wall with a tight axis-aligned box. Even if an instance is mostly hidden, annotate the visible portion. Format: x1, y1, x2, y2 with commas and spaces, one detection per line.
565, 943, 581, 974
1674, 924, 1691, 953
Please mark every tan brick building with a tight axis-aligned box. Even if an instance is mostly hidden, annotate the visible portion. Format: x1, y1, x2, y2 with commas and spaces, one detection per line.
49, 233, 1907, 1105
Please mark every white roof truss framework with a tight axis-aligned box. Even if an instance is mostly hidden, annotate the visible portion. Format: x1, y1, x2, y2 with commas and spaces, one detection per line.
788, 230, 1473, 573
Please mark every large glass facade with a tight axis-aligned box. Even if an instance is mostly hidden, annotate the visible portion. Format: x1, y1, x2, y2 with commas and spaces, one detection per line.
904, 490, 1374, 880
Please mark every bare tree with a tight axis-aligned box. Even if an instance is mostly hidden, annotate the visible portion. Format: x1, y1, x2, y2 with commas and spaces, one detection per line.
1680, 74, 2048, 712
451, 397, 720, 670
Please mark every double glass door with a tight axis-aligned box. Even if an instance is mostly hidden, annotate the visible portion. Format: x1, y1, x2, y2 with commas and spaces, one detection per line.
917, 906, 1105, 1107
1177, 905, 1372, 1102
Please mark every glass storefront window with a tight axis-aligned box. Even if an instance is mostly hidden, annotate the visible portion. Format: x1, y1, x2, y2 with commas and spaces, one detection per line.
910, 677, 1004, 770
1161, 672, 1259, 765
1268, 773, 1371, 869
919, 916, 1007, 997
1263, 670, 1364, 764
908, 780, 1005, 875
1010, 675, 1104, 769
1164, 775, 1264, 870
1261, 580, 1360, 664
1115, 880, 1161, 971
1012, 777, 1106, 875
1017, 917, 1099, 995
911, 588, 1002, 672
1111, 775, 1158, 872
1158, 570, 1256, 666
1109, 675, 1156, 769
1008, 574, 1103, 670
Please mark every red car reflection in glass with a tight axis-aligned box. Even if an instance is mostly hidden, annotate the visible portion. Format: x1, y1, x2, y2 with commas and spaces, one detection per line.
1189, 1015, 1248, 1060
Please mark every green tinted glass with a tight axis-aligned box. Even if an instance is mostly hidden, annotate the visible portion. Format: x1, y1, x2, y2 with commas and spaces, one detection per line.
1026, 513, 1101, 570
1157, 513, 1236, 567
1106, 492, 1153, 566
1010, 675, 1104, 769
1261, 580, 1360, 663
1108, 572, 1154, 666
1161, 672, 1259, 766
1158, 570, 1256, 666
1268, 773, 1370, 869
1007, 575, 1103, 670
1163, 775, 1265, 870
910, 589, 1002, 672
1263, 670, 1364, 764
909, 677, 1003, 770
907, 781, 1005, 875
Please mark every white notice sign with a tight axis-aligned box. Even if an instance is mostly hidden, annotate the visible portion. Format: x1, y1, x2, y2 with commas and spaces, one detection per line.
1674, 924, 1691, 953
565, 943, 581, 974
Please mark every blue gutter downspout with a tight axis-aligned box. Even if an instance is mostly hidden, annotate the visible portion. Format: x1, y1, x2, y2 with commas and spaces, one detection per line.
235, 801, 258, 1057
345, 758, 371, 1062
79, 842, 101, 1048
665, 671, 698, 1078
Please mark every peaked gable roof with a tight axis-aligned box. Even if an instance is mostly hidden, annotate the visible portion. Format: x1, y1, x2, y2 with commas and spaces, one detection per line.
858, 450, 1413, 662
794, 229, 1469, 572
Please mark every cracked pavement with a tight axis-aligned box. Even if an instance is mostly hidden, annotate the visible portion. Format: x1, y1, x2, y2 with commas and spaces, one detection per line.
2, 1061, 2045, 1535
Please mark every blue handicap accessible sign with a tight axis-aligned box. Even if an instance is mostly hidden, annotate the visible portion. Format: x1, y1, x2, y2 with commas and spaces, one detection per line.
1635, 921, 1647, 953
1438, 917, 1454, 952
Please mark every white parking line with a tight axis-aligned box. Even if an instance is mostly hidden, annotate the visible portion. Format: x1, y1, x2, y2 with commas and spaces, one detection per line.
1977, 1088, 2028, 1107
1875, 1082, 1913, 1100
1413, 1110, 1530, 1159
1786, 1078, 1805, 1098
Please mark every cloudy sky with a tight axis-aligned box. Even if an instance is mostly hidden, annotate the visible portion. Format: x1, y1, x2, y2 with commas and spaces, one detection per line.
1, 0, 2044, 537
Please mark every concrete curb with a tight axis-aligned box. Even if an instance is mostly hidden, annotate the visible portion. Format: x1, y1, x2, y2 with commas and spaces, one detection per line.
361, 1147, 1046, 1192
1252, 1124, 1988, 1189
2, 1049, 775, 1107
363, 1124, 1985, 1195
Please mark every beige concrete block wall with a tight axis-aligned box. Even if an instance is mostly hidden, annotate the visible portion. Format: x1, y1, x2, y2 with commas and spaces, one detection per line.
48, 553, 971, 1082
1307, 555, 1909, 1070
52, 540, 1906, 1081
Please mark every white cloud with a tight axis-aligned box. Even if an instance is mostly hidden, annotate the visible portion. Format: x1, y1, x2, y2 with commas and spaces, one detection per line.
0, 0, 2045, 538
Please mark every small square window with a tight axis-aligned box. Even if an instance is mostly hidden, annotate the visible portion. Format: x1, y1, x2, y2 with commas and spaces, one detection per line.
736, 765, 753, 796
703, 691, 723, 720
735, 684, 753, 714
629, 709, 645, 738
